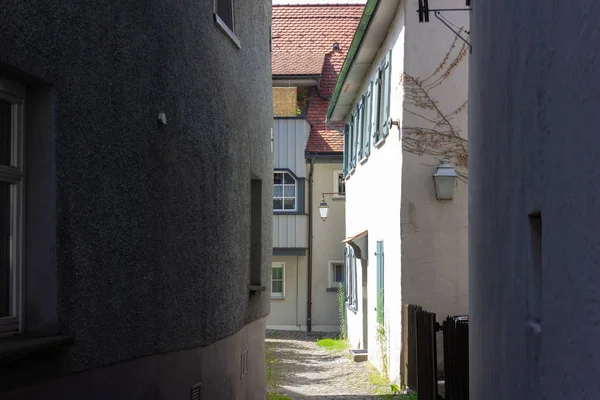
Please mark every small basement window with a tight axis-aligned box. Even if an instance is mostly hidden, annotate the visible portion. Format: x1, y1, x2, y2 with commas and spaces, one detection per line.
214, 0, 240, 48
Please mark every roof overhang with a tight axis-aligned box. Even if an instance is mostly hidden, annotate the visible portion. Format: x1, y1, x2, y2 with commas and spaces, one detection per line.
326, 0, 401, 122
343, 230, 368, 261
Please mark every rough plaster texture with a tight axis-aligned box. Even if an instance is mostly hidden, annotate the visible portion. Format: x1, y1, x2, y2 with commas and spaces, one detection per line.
470, 1, 600, 399
268, 255, 308, 330
401, 0, 469, 319
5, 317, 267, 400
0, 0, 272, 396
309, 161, 346, 331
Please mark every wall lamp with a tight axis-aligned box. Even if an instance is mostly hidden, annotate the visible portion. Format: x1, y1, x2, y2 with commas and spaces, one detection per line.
318, 192, 344, 221
433, 159, 458, 200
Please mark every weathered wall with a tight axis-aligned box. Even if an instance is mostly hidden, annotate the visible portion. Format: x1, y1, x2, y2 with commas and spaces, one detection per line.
0, 0, 272, 397
401, 0, 469, 319
470, 1, 600, 398
268, 255, 307, 330
310, 161, 345, 332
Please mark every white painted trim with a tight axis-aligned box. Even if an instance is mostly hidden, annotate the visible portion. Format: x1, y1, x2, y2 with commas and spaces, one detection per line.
332, 170, 345, 199
273, 171, 298, 212
328, 260, 344, 288
271, 262, 285, 299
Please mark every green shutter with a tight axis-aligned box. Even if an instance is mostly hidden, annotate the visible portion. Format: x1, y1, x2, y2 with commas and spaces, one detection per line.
376, 240, 384, 324
381, 51, 392, 138
344, 246, 349, 301
351, 111, 357, 168
357, 99, 364, 160
343, 123, 349, 175
352, 251, 358, 309
373, 68, 381, 143
364, 82, 372, 157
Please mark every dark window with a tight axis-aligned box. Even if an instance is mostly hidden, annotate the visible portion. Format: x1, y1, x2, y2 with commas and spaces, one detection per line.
216, 0, 234, 32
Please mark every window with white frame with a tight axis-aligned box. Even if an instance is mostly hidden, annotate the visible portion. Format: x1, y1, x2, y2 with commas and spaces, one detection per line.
271, 262, 284, 298
333, 171, 345, 198
273, 171, 296, 211
329, 261, 344, 288
0, 78, 25, 335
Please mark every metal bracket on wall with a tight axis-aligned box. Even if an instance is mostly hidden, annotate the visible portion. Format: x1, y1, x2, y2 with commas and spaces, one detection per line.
417, 0, 472, 53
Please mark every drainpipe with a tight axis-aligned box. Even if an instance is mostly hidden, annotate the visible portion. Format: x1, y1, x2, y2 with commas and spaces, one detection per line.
307, 156, 315, 332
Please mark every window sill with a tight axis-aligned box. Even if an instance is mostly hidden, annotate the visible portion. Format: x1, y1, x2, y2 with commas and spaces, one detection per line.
0, 335, 73, 364
359, 156, 369, 165
273, 210, 305, 215
345, 167, 355, 180
346, 303, 358, 314
332, 195, 345, 200
326, 287, 341, 292
271, 296, 285, 300
374, 137, 386, 148
214, 13, 241, 49
249, 285, 266, 295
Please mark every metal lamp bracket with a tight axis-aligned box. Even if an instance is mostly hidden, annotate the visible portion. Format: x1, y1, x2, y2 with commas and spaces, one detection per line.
417, 0, 472, 53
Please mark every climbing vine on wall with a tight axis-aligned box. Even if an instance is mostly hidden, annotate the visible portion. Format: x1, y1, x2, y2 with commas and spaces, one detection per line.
402, 32, 469, 182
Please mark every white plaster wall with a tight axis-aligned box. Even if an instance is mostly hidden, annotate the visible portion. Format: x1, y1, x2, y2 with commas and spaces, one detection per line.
344, 4, 406, 382
310, 162, 346, 332
401, 0, 469, 319
267, 255, 307, 330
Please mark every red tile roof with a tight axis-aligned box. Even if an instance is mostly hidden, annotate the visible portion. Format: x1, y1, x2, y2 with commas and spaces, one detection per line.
272, 4, 363, 153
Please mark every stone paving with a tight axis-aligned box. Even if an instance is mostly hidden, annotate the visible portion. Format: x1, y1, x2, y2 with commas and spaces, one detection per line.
266, 330, 402, 400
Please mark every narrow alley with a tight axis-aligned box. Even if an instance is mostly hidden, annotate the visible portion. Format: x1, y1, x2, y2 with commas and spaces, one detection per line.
266, 331, 413, 400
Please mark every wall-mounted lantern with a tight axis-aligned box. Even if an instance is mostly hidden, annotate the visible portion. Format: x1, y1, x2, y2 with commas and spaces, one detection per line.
433, 159, 458, 200
318, 192, 344, 222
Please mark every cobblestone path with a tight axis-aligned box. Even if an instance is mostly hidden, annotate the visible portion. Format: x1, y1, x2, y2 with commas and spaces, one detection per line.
266, 330, 401, 400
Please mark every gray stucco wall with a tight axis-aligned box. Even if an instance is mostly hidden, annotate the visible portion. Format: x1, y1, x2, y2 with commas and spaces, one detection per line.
470, 1, 600, 398
0, 0, 272, 394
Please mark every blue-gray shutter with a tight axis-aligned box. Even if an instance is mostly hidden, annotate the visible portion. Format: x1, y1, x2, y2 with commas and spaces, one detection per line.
373, 69, 381, 143
344, 246, 349, 301
381, 51, 392, 138
350, 111, 357, 168
376, 240, 384, 324
352, 252, 358, 309
357, 98, 364, 160
343, 123, 349, 175
364, 83, 372, 157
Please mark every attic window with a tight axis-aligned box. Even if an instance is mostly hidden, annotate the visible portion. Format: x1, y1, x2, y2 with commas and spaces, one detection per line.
214, 0, 241, 49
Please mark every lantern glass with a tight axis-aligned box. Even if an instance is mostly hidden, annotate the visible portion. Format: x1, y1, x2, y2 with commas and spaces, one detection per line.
319, 201, 329, 221
433, 159, 457, 200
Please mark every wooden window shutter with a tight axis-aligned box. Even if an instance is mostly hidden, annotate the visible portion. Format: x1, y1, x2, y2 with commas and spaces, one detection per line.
357, 99, 364, 160
343, 123, 349, 175
364, 82, 373, 157
373, 69, 381, 143
381, 51, 392, 138
376, 240, 384, 324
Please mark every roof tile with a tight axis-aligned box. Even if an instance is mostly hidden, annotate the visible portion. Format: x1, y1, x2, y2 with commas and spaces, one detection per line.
272, 4, 362, 153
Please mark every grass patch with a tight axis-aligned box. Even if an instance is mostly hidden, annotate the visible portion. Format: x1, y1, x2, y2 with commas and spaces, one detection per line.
316, 338, 349, 351
267, 393, 292, 400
